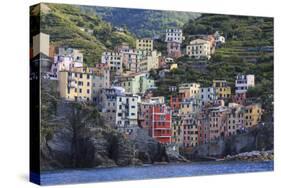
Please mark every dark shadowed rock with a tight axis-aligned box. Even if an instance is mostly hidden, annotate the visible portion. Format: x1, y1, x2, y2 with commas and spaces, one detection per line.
182, 124, 273, 161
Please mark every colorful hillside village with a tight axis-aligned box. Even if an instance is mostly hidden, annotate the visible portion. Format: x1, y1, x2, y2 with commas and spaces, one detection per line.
31, 29, 263, 149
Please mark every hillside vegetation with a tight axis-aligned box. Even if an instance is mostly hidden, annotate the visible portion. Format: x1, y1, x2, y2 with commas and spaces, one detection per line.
32, 3, 136, 66
81, 6, 200, 37
154, 14, 273, 120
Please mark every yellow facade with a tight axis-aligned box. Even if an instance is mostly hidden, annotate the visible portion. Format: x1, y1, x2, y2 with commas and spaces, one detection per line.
213, 80, 231, 98
58, 68, 93, 101
179, 102, 194, 116
136, 38, 153, 51
244, 104, 262, 128
170, 63, 178, 70
179, 83, 200, 99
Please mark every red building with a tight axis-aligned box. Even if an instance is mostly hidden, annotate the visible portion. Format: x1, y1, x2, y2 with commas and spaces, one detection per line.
169, 95, 181, 112
151, 104, 172, 143
138, 102, 172, 143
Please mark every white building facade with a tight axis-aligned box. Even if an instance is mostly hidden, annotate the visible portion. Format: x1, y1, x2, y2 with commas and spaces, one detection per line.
186, 39, 212, 59
235, 74, 255, 94
50, 48, 83, 78
101, 51, 123, 74
116, 94, 140, 134
200, 87, 217, 106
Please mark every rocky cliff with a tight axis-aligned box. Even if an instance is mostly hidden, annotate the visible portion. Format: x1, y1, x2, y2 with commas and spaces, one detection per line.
40, 80, 182, 171
182, 124, 274, 161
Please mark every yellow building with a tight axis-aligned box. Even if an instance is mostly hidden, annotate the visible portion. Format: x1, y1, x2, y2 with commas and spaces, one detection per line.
136, 38, 153, 51
213, 80, 231, 98
58, 67, 93, 101
171, 114, 184, 145
179, 83, 200, 99
179, 99, 199, 116
244, 104, 262, 128
170, 63, 178, 70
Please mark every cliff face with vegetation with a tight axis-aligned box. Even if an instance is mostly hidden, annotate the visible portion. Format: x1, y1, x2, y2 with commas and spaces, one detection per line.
40, 79, 183, 170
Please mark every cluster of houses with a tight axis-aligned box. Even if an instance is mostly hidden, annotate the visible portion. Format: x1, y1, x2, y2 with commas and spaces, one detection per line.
31, 29, 262, 149
165, 29, 225, 59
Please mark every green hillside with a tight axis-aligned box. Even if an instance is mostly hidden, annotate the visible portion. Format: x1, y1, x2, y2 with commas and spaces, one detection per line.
154, 14, 273, 119
80, 6, 200, 38
31, 3, 136, 66
183, 14, 273, 62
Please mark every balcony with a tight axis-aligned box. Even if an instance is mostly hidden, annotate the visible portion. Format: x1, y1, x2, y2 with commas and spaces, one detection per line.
153, 125, 171, 129
153, 133, 172, 137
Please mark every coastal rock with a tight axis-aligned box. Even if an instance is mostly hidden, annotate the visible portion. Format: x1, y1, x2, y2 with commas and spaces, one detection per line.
225, 150, 274, 161
131, 128, 169, 163
181, 124, 273, 161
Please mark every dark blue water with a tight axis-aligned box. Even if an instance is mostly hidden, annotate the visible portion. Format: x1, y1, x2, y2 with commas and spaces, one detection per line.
40, 161, 273, 185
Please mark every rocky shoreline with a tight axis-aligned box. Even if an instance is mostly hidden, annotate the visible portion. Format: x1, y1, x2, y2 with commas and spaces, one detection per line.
224, 150, 274, 162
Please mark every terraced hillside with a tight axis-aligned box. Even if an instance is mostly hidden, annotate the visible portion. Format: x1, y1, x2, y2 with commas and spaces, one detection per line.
30, 3, 136, 66
80, 6, 200, 38
184, 14, 273, 63
154, 14, 273, 119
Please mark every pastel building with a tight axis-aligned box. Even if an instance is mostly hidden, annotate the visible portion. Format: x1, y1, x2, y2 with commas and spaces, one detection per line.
165, 29, 183, 58
146, 50, 161, 71
235, 74, 255, 94
226, 103, 244, 136
179, 98, 199, 116
208, 106, 228, 140
182, 113, 198, 147
172, 113, 184, 145
165, 28, 183, 43
169, 95, 181, 112
136, 38, 153, 51
101, 51, 123, 74
244, 104, 262, 128
186, 39, 212, 59
121, 48, 138, 72
51, 48, 83, 78
137, 50, 161, 72
99, 87, 125, 127
114, 72, 155, 95
138, 102, 153, 130
116, 94, 140, 134
197, 111, 210, 145
214, 31, 226, 46
200, 87, 217, 106
89, 66, 111, 103
58, 68, 93, 102
179, 83, 201, 100
213, 80, 231, 99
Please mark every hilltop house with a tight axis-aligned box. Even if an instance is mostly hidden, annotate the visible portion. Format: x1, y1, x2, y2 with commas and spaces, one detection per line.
235, 74, 255, 94
186, 39, 212, 60
136, 38, 154, 51
101, 51, 123, 75
165, 28, 183, 58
